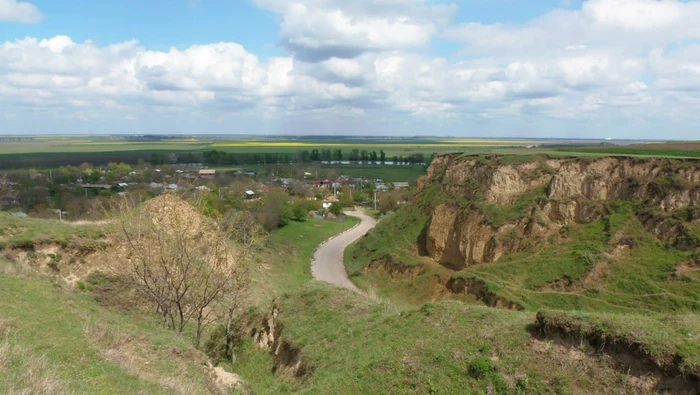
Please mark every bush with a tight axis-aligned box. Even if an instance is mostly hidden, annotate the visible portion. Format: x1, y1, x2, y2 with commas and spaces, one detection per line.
47, 260, 59, 271
77, 281, 86, 291
329, 202, 343, 216
468, 356, 495, 378
420, 303, 434, 316
86, 270, 109, 287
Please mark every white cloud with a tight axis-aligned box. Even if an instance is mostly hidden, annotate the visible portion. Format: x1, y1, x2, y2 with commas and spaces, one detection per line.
0, 0, 43, 23
254, 0, 455, 61
2, 0, 700, 138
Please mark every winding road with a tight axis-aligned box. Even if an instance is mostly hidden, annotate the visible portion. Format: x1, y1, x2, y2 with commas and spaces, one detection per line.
311, 210, 377, 291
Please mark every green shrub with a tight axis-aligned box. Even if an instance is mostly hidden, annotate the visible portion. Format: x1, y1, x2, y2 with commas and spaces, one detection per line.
47, 260, 59, 271
420, 303, 435, 316
86, 270, 108, 287
468, 356, 495, 378
77, 281, 86, 291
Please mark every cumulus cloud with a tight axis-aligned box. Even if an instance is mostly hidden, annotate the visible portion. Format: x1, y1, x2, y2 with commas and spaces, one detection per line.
0, 0, 43, 23
0, 36, 296, 117
2, 0, 700, 138
254, 0, 455, 61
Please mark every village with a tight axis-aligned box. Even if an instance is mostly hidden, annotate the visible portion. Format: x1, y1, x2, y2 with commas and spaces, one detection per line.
1, 162, 415, 228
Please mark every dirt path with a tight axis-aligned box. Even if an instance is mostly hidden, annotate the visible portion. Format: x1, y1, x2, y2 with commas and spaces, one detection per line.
311, 210, 377, 291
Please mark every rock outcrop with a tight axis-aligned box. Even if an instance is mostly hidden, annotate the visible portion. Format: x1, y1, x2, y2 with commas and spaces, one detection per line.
418, 155, 700, 270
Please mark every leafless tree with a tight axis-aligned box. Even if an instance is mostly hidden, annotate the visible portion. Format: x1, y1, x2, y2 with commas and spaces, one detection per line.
109, 194, 250, 347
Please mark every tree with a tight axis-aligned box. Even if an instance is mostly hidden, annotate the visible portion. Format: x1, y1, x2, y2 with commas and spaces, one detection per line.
379, 150, 386, 164
110, 195, 249, 347
370, 151, 378, 163
350, 149, 360, 163
328, 201, 343, 216
334, 149, 343, 162
0, 173, 17, 203
360, 150, 369, 164
310, 149, 320, 162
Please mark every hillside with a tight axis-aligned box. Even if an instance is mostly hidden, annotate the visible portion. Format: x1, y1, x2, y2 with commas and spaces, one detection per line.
347, 154, 700, 313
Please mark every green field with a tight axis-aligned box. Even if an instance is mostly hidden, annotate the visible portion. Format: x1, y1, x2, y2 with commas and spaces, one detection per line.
0, 137, 546, 156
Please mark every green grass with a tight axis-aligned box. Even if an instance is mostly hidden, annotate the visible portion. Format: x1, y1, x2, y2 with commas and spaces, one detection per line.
456, 201, 699, 313
557, 147, 700, 158
234, 283, 700, 394
0, 212, 106, 249
0, 274, 213, 394
250, 216, 360, 304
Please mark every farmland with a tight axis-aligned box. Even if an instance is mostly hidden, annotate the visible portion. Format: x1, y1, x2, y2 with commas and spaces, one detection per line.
0, 135, 672, 170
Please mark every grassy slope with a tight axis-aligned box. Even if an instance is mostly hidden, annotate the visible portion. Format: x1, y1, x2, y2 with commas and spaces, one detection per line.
456, 201, 699, 313
347, 157, 700, 315
0, 211, 106, 248
557, 146, 700, 158
235, 283, 700, 394
0, 272, 212, 394
250, 216, 360, 304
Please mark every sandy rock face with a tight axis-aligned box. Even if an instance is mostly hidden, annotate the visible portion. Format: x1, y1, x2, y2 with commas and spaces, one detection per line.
419, 155, 700, 270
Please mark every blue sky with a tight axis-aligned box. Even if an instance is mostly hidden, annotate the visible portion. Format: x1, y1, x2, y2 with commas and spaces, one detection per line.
1, 0, 699, 139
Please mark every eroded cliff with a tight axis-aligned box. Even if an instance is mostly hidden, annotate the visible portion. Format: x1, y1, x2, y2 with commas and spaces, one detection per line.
420, 155, 700, 270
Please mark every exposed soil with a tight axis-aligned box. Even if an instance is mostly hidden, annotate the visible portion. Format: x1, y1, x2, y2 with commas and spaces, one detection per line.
250, 305, 309, 381
533, 312, 700, 394
446, 277, 524, 311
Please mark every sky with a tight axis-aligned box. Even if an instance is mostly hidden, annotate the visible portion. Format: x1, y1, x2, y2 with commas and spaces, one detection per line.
1, 0, 699, 139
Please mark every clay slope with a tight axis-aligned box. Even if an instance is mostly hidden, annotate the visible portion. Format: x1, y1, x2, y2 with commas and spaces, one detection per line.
420, 155, 699, 270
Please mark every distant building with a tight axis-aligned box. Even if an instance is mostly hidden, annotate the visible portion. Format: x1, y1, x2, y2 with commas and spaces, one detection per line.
244, 190, 256, 200
149, 182, 163, 189
392, 182, 409, 189
199, 169, 216, 179
195, 185, 211, 192
375, 183, 388, 191
12, 211, 27, 218
312, 180, 331, 188
167, 184, 180, 190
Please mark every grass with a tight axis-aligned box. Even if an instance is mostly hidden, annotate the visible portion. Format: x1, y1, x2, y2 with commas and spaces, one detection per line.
0, 211, 106, 249
457, 201, 699, 313
250, 216, 360, 304
346, 153, 700, 314
234, 282, 700, 394
557, 146, 700, 158
0, 274, 213, 394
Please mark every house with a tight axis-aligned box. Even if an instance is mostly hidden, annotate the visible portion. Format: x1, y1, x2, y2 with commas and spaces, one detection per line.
312, 179, 331, 188
195, 185, 211, 192
375, 183, 389, 191
199, 169, 216, 179
149, 182, 163, 189
392, 182, 410, 189
167, 184, 180, 190
117, 182, 129, 188
244, 190, 256, 200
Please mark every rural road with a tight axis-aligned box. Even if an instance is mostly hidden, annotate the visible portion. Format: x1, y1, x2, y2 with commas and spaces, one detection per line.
311, 210, 377, 291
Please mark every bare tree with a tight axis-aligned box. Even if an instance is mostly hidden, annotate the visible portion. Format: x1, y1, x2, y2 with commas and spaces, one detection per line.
109, 194, 250, 347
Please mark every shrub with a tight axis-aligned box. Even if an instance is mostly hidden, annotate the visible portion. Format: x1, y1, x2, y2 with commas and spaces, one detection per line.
77, 281, 86, 291
47, 260, 59, 271
420, 303, 435, 316
329, 202, 343, 216
468, 356, 495, 378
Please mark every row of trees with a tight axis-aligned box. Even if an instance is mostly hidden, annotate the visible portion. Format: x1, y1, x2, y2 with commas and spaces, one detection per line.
201, 150, 427, 166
